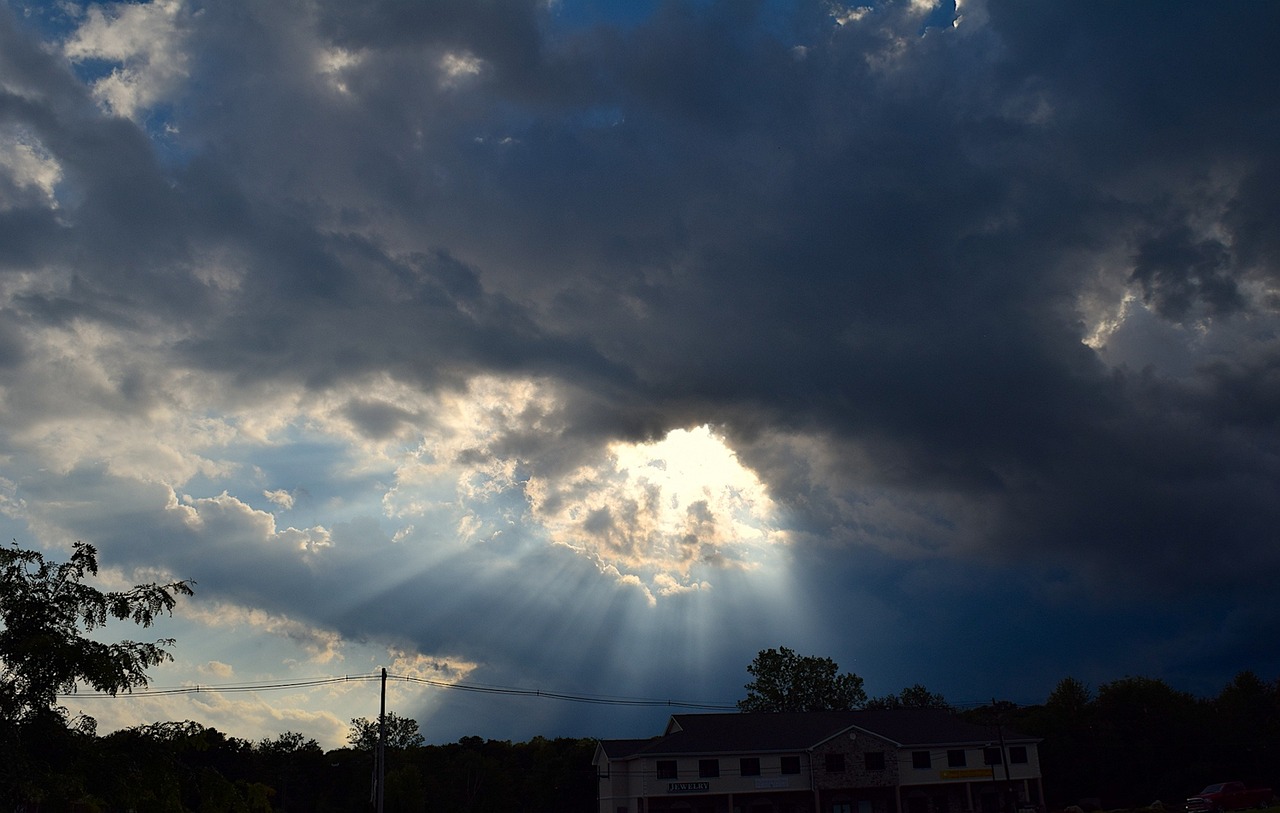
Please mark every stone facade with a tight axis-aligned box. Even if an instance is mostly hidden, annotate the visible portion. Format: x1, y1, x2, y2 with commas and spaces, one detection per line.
813, 731, 901, 791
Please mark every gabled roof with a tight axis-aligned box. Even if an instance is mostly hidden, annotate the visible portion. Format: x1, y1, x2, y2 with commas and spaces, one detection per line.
596, 738, 658, 760
598, 709, 1036, 759
834, 709, 1038, 748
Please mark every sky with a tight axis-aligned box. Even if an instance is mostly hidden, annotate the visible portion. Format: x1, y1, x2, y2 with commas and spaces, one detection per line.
1, 0, 1279, 749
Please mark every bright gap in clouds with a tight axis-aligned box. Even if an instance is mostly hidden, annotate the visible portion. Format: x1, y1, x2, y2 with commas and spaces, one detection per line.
528, 423, 789, 605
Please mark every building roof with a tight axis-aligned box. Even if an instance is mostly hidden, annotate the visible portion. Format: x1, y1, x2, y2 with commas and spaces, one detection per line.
597, 738, 658, 759
598, 709, 1037, 759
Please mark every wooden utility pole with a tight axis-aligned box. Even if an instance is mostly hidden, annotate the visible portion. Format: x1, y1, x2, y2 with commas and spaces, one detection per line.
377, 668, 387, 813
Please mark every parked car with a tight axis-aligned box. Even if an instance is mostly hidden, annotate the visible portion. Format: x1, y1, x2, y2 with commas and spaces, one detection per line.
1186, 782, 1273, 813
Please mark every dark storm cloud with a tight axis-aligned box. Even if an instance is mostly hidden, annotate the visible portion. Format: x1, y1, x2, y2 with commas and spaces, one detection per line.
1131, 228, 1240, 320
4, 0, 1280, 715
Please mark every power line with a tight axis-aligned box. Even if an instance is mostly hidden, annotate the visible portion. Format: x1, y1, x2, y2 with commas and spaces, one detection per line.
59, 674, 1030, 713
58, 671, 740, 711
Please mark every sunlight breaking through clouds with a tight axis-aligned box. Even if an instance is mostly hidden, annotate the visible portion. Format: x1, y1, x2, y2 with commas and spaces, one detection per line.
4, 0, 1279, 750
377, 377, 789, 604
527, 425, 787, 604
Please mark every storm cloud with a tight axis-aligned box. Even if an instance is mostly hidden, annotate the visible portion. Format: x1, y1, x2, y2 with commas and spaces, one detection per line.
1, 0, 1278, 745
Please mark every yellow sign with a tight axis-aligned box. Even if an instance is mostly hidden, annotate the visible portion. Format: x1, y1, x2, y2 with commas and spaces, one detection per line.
940, 769, 995, 780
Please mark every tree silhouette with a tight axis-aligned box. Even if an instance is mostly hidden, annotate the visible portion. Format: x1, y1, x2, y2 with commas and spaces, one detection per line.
0, 540, 193, 725
739, 646, 867, 712
0, 540, 193, 807
867, 683, 953, 710
349, 711, 425, 750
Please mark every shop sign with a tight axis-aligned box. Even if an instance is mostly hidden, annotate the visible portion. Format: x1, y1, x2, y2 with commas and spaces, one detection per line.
668, 782, 710, 793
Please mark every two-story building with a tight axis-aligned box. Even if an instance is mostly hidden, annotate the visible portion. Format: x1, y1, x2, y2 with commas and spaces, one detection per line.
594, 709, 1043, 813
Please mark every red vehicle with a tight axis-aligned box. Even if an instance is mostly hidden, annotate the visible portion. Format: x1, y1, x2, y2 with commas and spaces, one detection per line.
1186, 782, 1273, 813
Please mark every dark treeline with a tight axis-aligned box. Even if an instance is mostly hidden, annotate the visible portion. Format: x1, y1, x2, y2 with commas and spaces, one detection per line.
3, 671, 1279, 810
0, 717, 597, 811
966, 671, 1280, 810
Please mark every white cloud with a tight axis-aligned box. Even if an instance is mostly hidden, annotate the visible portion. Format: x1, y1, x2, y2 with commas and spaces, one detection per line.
200, 660, 235, 678
316, 46, 364, 96
438, 51, 484, 88
63, 0, 191, 120
527, 425, 786, 593
831, 5, 872, 26
386, 647, 478, 684
182, 599, 346, 664
169, 490, 333, 559
72, 685, 354, 748
264, 489, 295, 510
0, 127, 62, 209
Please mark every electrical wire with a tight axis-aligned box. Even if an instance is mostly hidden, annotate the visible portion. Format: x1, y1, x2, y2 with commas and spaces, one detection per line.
57, 671, 740, 710
59, 674, 1024, 712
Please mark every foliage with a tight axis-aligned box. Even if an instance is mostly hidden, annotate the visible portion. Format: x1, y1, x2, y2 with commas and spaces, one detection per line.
738, 646, 867, 712
1014, 671, 1280, 809
1046, 675, 1093, 717
866, 683, 953, 711
1, 667, 1278, 810
255, 730, 327, 810
349, 710, 425, 750
0, 540, 193, 808
0, 540, 194, 724
1207, 671, 1280, 783
259, 729, 322, 755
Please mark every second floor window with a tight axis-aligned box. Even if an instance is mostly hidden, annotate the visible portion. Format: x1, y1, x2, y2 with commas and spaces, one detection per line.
865, 751, 886, 771
656, 760, 677, 779
948, 750, 966, 767
740, 758, 760, 776
699, 759, 720, 778
781, 756, 801, 774
1009, 746, 1028, 764
913, 751, 931, 769
825, 753, 845, 772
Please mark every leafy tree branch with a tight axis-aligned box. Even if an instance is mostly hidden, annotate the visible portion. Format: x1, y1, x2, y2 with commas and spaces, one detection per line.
0, 540, 194, 724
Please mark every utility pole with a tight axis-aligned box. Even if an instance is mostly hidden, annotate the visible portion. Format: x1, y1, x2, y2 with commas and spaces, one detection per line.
993, 699, 1014, 813
377, 667, 387, 813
